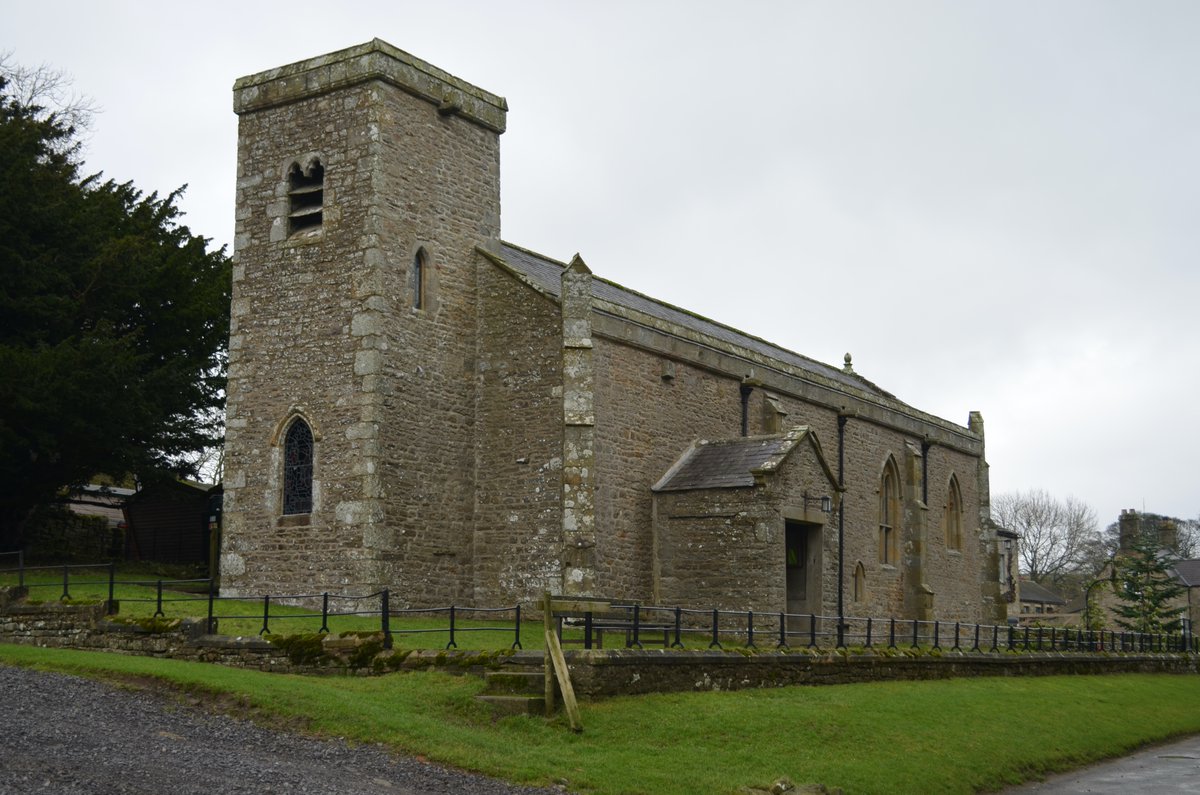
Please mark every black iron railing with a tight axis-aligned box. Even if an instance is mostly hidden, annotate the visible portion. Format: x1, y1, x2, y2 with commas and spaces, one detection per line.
0, 560, 522, 651
1, 557, 1193, 656
558, 601, 1198, 655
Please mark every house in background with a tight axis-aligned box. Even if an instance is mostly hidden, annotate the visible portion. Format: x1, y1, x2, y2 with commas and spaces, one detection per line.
1056, 510, 1199, 632
1017, 579, 1066, 624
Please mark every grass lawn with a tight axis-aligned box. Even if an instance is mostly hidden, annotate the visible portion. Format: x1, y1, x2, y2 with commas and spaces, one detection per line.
3, 643, 1199, 794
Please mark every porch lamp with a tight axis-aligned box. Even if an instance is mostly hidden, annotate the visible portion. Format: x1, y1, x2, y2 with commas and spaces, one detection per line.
803, 493, 833, 514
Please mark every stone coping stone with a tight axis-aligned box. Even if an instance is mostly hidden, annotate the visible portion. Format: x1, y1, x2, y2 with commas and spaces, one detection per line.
563, 648, 1198, 666
192, 634, 275, 651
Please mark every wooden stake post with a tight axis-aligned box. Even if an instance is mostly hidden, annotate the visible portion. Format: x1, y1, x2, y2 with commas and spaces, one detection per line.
542, 592, 587, 732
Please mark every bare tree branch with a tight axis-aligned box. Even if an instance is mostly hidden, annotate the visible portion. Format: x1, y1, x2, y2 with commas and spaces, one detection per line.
993, 489, 1099, 588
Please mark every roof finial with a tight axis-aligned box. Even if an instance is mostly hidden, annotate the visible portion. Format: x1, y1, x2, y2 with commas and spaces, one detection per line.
843, 352, 854, 374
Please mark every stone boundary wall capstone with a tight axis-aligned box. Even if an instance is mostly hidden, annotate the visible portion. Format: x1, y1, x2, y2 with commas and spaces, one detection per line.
563, 648, 1200, 697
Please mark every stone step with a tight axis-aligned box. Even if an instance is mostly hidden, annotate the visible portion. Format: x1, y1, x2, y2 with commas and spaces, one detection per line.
475, 694, 546, 716
482, 669, 545, 695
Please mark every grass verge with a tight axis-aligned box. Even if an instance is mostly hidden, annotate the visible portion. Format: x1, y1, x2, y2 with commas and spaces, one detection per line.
3, 643, 1199, 793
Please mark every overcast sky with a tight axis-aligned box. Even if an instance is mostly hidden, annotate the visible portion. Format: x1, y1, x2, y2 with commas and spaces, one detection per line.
6, 1, 1198, 529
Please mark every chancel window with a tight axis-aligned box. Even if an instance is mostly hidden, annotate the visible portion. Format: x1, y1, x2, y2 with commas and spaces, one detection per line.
879, 457, 900, 565
853, 562, 866, 603
944, 475, 963, 551
283, 419, 313, 515
287, 159, 324, 235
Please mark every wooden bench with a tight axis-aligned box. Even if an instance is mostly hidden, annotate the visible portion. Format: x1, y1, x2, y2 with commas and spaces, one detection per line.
546, 595, 672, 649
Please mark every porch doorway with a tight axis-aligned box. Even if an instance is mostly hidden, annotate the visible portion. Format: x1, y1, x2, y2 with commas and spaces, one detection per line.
786, 520, 823, 634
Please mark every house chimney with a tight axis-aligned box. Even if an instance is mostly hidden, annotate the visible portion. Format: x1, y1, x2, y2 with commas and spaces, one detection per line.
1118, 509, 1139, 551
1158, 518, 1178, 553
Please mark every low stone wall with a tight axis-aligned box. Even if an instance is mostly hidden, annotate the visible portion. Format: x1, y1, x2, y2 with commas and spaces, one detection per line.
0, 594, 514, 676
3, 591, 1197, 698
563, 647, 1200, 697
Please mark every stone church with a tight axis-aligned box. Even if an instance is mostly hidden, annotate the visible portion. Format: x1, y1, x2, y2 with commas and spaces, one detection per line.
220, 39, 1008, 623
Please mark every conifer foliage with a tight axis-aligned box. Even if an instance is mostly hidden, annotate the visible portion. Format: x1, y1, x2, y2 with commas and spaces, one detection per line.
1110, 530, 1186, 634
0, 66, 230, 549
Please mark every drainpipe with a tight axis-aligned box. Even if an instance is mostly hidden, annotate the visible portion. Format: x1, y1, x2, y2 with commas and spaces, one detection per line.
837, 411, 850, 647
739, 377, 760, 437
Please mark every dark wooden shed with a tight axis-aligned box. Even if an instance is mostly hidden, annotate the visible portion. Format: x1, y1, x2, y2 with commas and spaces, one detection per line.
124, 480, 221, 566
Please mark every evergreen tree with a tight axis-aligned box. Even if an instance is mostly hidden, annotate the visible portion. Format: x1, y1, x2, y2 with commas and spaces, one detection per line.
0, 67, 230, 550
1110, 529, 1186, 634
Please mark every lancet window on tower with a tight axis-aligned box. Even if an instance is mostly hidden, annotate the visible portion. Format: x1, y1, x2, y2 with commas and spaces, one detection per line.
287, 159, 324, 235
412, 248, 426, 309
283, 418, 314, 515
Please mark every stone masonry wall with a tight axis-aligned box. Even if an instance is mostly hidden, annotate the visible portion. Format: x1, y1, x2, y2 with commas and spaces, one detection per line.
223, 83, 381, 598
369, 79, 502, 606
471, 264, 564, 604
591, 342, 745, 601
224, 43, 505, 607
590, 329, 995, 621
752, 389, 994, 622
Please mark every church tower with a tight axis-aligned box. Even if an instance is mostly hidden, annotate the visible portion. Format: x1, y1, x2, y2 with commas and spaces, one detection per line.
221, 40, 506, 602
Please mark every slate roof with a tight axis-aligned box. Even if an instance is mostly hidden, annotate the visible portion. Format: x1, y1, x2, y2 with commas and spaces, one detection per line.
1019, 579, 1067, 606
653, 436, 794, 492
1171, 559, 1200, 587
496, 242, 893, 399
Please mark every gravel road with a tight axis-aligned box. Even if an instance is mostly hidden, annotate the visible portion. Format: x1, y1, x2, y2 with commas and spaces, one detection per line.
0, 664, 560, 795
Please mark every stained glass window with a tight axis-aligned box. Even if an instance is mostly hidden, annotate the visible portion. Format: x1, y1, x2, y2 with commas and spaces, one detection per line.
283, 419, 313, 515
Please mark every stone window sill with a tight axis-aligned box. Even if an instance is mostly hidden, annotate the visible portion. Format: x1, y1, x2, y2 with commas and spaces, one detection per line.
277, 514, 312, 528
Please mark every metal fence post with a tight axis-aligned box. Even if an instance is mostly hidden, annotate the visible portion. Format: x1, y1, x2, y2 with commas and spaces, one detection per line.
889, 617, 897, 650
61, 564, 70, 601
259, 594, 270, 634
447, 605, 458, 649
207, 586, 216, 634
777, 611, 788, 649
709, 609, 722, 649
512, 604, 522, 650
746, 609, 755, 649
107, 561, 116, 615
380, 589, 392, 650
155, 580, 165, 617
911, 618, 919, 650
808, 614, 817, 648
672, 606, 684, 648
932, 621, 941, 651
630, 603, 643, 649
320, 593, 330, 634
866, 617, 873, 648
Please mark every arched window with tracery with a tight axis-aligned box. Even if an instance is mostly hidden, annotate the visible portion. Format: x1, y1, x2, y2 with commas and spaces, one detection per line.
879, 456, 901, 565
944, 475, 963, 551
283, 418, 314, 515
